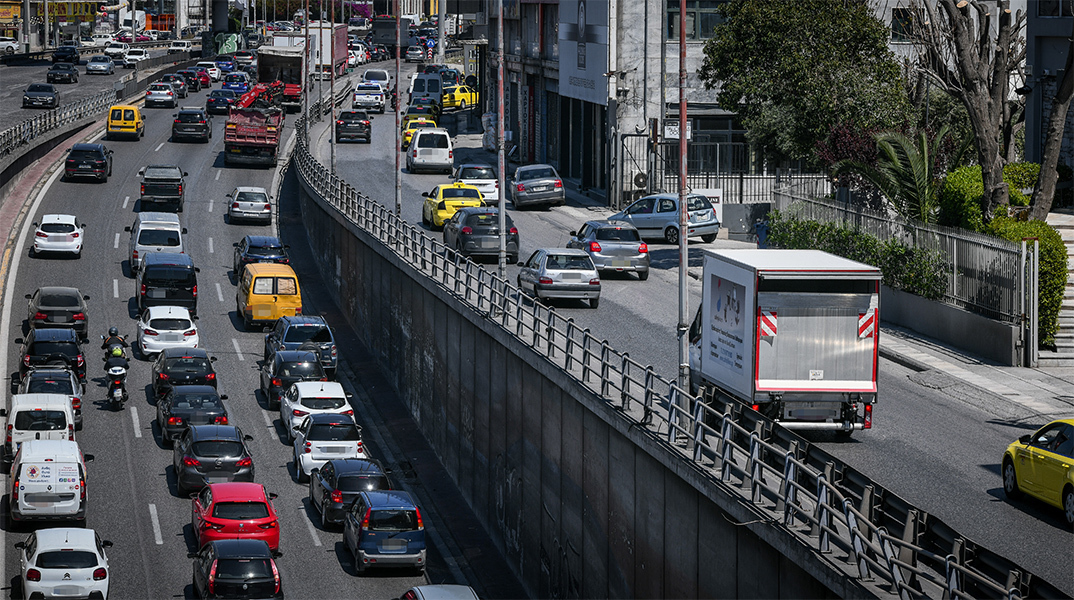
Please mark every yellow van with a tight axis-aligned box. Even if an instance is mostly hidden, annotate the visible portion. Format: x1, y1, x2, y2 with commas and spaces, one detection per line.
236, 263, 303, 330
106, 104, 145, 140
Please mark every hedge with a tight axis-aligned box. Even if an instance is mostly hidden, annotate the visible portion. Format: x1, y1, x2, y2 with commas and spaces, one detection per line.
985, 216, 1067, 347
938, 163, 1043, 229
765, 212, 948, 300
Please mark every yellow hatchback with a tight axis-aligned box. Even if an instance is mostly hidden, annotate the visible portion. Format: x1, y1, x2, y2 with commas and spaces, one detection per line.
442, 85, 477, 110
1002, 418, 1074, 526
421, 182, 484, 229
402, 119, 437, 150
106, 104, 145, 140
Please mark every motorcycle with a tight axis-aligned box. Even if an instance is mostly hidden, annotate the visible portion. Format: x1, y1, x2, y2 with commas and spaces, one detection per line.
101, 334, 129, 360
106, 364, 128, 410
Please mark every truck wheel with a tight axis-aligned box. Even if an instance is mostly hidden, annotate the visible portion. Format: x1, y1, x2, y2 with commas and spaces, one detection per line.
664, 226, 679, 245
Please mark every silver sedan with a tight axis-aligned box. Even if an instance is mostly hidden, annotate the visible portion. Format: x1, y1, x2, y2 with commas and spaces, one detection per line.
510, 164, 565, 208
516, 248, 601, 308
85, 55, 115, 75
566, 220, 649, 280
226, 186, 272, 224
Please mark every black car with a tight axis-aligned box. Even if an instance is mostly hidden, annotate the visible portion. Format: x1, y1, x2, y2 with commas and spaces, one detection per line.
159, 74, 189, 97
239, 64, 258, 79
46, 62, 79, 83
172, 108, 213, 143
52, 45, 79, 63
156, 385, 229, 446
174, 69, 202, 92
172, 425, 254, 496
443, 207, 520, 263
335, 111, 371, 143
206, 89, 238, 115
152, 348, 218, 398
264, 316, 337, 374
259, 350, 324, 409
308, 458, 393, 527
17, 366, 83, 428
15, 328, 85, 382
25, 286, 90, 340
190, 539, 283, 599
232, 235, 289, 275
64, 142, 113, 182
23, 83, 58, 108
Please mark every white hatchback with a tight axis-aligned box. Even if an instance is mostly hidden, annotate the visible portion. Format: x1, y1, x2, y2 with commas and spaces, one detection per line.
137, 305, 198, 355
16, 527, 111, 600
196, 61, 222, 81
32, 214, 84, 257
279, 380, 354, 440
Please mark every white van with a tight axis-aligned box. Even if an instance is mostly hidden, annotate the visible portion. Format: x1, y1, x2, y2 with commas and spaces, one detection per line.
406, 128, 453, 174
1, 394, 76, 461
9, 439, 94, 523
125, 212, 187, 272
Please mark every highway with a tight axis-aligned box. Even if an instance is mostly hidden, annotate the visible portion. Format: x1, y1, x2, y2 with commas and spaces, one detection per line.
309, 64, 1074, 594
0, 70, 526, 599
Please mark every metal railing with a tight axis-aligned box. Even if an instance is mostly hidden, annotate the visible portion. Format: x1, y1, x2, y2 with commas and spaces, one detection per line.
291, 100, 1062, 600
773, 183, 1024, 323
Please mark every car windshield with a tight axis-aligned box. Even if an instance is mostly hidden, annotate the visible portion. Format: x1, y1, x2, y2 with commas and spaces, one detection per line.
149, 318, 191, 331
545, 254, 594, 270
36, 551, 97, 569
441, 188, 479, 199
171, 395, 223, 410
595, 227, 640, 242
192, 440, 244, 458
518, 167, 555, 181
14, 410, 66, 430
337, 474, 388, 491
299, 396, 345, 410
368, 509, 418, 531
459, 167, 494, 180
235, 191, 267, 203
40, 222, 76, 233
138, 229, 181, 247
144, 268, 194, 286
212, 501, 269, 519
279, 361, 322, 377
687, 194, 713, 211
91, 56, 109, 62
38, 293, 80, 307
216, 558, 273, 580
283, 325, 331, 343
25, 377, 75, 394
307, 423, 360, 441
164, 357, 211, 372
27, 84, 52, 92
29, 341, 78, 357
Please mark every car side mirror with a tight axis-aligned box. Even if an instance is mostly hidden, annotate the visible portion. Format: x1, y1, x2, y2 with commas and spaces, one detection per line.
1019, 434, 1031, 444
24, 294, 31, 300
124, 226, 131, 232
32, 222, 38, 227
83, 295, 90, 300
101, 540, 113, 548
283, 245, 290, 249
0, 409, 7, 417
421, 192, 429, 197
84, 454, 94, 462
194, 267, 200, 273
14, 542, 25, 550
345, 393, 353, 399
14, 338, 23, 344
108, 150, 113, 155
268, 492, 278, 499
181, 228, 188, 234
187, 552, 197, 558
219, 394, 228, 400
244, 434, 253, 441
183, 172, 189, 176
172, 114, 177, 117
232, 242, 238, 247
272, 551, 283, 559
569, 231, 576, 237
137, 168, 145, 176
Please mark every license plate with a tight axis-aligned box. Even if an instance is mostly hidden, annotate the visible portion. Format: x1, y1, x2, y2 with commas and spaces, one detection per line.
380, 539, 407, 551
321, 446, 346, 453
532, 185, 549, 192
52, 314, 69, 323
162, 333, 181, 342
479, 238, 497, 248
207, 476, 229, 483
53, 586, 81, 596
147, 289, 166, 298
611, 259, 630, 267
79, 163, 90, 168
230, 148, 242, 153
560, 273, 582, 281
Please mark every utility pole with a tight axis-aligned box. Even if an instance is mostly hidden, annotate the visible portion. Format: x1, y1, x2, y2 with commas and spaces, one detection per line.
394, 0, 402, 216
303, 0, 309, 140
496, 0, 505, 278
435, 0, 444, 63
676, 0, 689, 393
317, 17, 323, 121
329, 0, 336, 174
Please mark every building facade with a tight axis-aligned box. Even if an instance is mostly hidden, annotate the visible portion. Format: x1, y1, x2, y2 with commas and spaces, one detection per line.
1024, 1, 1074, 170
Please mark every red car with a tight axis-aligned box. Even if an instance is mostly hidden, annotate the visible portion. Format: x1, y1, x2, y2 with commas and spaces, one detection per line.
191, 482, 280, 551
189, 66, 213, 88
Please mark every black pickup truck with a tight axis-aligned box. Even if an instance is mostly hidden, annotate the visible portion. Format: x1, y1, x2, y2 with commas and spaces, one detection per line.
138, 165, 188, 212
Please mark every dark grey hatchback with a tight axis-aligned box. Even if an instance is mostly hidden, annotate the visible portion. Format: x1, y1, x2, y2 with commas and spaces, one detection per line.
171, 108, 212, 142
443, 207, 520, 263
172, 424, 255, 496
156, 384, 229, 446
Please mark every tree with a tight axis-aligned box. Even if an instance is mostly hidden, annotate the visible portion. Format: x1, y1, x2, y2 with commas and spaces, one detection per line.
909, 0, 1026, 222
834, 126, 952, 223
1029, 18, 1074, 220
697, 0, 910, 162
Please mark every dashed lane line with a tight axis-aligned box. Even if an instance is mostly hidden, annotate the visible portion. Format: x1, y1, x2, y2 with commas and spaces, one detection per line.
130, 406, 142, 438
148, 504, 163, 544
208, 237, 213, 253
215, 282, 224, 302
113, 232, 120, 249
122, 195, 129, 209
113, 278, 119, 298
232, 338, 244, 361
154, 142, 164, 152
215, 170, 221, 181
302, 508, 323, 547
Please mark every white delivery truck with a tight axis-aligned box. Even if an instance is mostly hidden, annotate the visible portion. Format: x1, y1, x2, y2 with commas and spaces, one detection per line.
690, 249, 881, 435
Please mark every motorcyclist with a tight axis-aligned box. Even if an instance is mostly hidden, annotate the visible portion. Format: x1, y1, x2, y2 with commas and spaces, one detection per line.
104, 346, 129, 371
101, 327, 128, 351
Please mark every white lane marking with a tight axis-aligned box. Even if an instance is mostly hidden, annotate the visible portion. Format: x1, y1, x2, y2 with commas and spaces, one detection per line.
208, 237, 213, 253
113, 232, 120, 249
130, 406, 142, 438
232, 338, 244, 361
302, 508, 323, 547
261, 408, 273, 427
215, 170, 221, 181
215, 282, 224, 302
148, 504, 163, 544
208, 197, 213, 212
122, 195, 129, 209
154, 142, 164, 152
113, 279, 119, 298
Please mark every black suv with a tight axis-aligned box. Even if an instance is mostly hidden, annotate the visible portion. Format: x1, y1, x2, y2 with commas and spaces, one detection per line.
16, 328, 85, 382
264, 316, 337, 375
171, 108, 212, 143
205, 89, 238, 115
173, 425, 255, 495
233, 235, 289, 276
152, 348, 217, 398
259, 350, 324, 409
309, 458, 393, 526
64, 143, 113, 182
335, 111, 371, 143
46, 62, 79, 83
52, 45, 79, 63
190, 540, 283, 599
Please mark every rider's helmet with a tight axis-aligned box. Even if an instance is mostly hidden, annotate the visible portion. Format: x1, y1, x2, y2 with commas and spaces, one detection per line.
111, 347, 123, 357
108, 326, 118, 337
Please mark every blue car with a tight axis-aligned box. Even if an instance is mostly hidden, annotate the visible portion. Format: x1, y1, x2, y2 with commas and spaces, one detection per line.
343, 490, 426, 574
222, 73, 250, 94
215, 57, 236, 73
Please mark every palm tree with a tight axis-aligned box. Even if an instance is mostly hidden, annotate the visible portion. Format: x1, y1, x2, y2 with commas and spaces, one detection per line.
834, 125, 951, 223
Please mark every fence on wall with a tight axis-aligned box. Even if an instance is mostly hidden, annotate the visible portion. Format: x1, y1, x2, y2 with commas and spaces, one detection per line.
291, 94, 1062, 600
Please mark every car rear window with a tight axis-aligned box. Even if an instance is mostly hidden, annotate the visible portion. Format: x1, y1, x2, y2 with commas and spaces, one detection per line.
164, 357, 211, 372
283, 325, 330, 343
277, 278, 297, 294
25, 377, 75, 394
36, 551, 98, 569
441, 187, 479, 199
356, 85, 381, 93
337, 474, 388, 492
595, 227, 640, 242
138, 229, 181, 247
545, 254, 595, 270
171, 395, 223, 410
176, 112, 204, 123
235, 191, 267, 203
29, 341, 78, 356
39, 293, 80, 307
368, 509, 419, 531
150, 84, 172, 91
210, 90, 236, 99
216, 558, 273, 579
225, 74, 245, 82
687, 194, 713, 211
464, 213, 511, 228
299, 396, 345, 410
212, 501, 269, 519
14, 410, 67, 430
340, 112, 367, 121
192, 441, 244, 458
518, 167, 555, 180
307, 423, 360, 441
460, 167, 494, 180
246, 245, 283, 256
68, 150, 102, 162
144, 267, 195, 286
279, 361, 322, 377
40, 223, 75, 234
417, 133, 449, 149
149, 318, 192, 331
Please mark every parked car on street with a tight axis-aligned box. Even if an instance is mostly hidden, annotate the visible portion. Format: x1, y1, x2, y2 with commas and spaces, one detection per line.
510, 164, 565, 208
1002, 418, 1074, 526
609, 192, 720, 244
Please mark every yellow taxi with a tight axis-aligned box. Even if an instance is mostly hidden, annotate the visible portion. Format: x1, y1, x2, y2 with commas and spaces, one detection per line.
402, 118, 437, 150
421, 182, 484, 229
106, 104, 145, 140
1002, 418, 1074, 526
442, 85, 477, 110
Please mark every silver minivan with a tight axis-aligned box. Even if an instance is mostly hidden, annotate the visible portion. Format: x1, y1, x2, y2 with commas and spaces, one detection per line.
125, 212, 187, 272
9, 439, 94, 523
406, 128, 453, 174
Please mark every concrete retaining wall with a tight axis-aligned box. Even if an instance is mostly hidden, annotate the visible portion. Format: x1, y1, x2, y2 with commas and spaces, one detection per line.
294, 176, 870, 598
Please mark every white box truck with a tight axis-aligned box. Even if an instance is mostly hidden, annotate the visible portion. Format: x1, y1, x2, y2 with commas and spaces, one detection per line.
689, 249, 881, 435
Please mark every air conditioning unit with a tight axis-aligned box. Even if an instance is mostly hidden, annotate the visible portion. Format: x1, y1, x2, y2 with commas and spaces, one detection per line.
631, 170, 648, 190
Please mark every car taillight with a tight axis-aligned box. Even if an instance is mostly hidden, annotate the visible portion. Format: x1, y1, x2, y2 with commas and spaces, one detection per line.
362, 120, 370, 126
204, 520, 225, 531
178, 184, 182, 195
23, 355, 30, 367
461, 226, 472, 234
183, 456, 200, 467
412, 149, 417, 158
213, 416, 228, 425
231, 202, 240, 209
538, 277, 553, 285
146, 90, 151, 96
509, 227, 518, 234
331, 489, 343, 503
448, 150, 453, 159
207, 560, 217, 595
72, 313, 85, 321
6, 423, 12, 444
590, 278, 601, 285
192, 285, 197, 298
415, 507, 424, 529
93, 568, 107, 581
157, 372, 169, 380
199, 120, 206, 124
272, 377, 282, 387
144, 328, 158, 337
638, 243, 648, 254
33, 311, 48, 320
271, 560, 280, 594
360, 507, 371, 529
357, 440, 363, 452
331, 344, 337, 358
35, 231, 48, 238
68, 423, 74, 439
864, 404, 873, 429
71, 232, 79, 238
174, 118, 181, 123
167, 417, 183, 425
516, 183, 525, 191
259, 520, 277, 529
140, 284, 146, 296
236, 456, 252, 467
336, 120, 343, 125
11, 474, 18, 501
140, 183, 145, 195
589, 242, 601, 253
205, 373, 216, 381
80, 474, 86, 501
184, 329, 196, 337
263, 203, 271, 211
132, 249, 138, 260
76, 354, 84, 367
26, 569, 41, 582
554, 179, 563, 188
72, 397, 81, 410
292, 409, 308, 417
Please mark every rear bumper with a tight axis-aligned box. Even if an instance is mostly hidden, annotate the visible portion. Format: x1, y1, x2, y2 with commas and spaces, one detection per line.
33, 239, 83, 253
11, 501, 86, 522
592, 254, 650, 272
513, 189, 565, 207
172, 128, 210, 139
228, 208, 272, 221
686, 221, 720, 238
534, 283, 601, 299
357, 548, 426, 569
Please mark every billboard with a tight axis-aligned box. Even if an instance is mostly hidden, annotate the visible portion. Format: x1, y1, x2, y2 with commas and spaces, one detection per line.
558, 0, 607, 106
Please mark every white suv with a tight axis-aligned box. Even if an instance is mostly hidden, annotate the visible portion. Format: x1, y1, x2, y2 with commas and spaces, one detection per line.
15, 528, 111, 600
0, 35, 19, 54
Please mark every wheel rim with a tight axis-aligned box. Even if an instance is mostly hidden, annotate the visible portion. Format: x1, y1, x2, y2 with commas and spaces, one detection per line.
1003, 463, 1016, 493
666, 227, 679, 244
1065, 490, 1074, 525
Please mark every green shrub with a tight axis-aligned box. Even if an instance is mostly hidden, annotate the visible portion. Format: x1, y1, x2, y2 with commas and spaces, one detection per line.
1004, 162, 1040, 207
985, 216, 1067, 346
766, 211, 948, 299
938, 165, 985, 230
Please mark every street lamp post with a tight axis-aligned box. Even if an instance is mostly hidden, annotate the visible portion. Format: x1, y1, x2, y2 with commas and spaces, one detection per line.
676, 0, 689, 394
496, 0, 505, 278
394, 0, 401, 216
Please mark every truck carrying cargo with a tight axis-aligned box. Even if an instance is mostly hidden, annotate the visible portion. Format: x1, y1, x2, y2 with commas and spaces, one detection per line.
256, 46, 304, 110
689, 249, 881, 435
224, 83, 286, 167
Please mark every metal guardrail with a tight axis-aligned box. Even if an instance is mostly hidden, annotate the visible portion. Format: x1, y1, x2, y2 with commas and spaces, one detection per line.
772, 184, 1025, 324
290, 101, 1063, 599
0, 39, 197, 64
